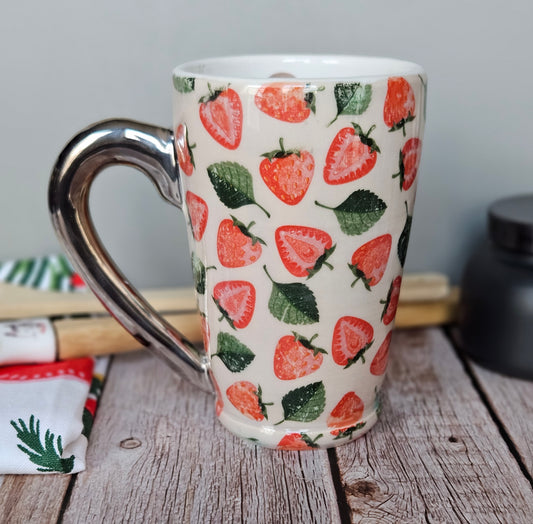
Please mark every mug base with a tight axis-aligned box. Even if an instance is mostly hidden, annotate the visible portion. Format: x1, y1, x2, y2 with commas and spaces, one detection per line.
216, 409, 380, 450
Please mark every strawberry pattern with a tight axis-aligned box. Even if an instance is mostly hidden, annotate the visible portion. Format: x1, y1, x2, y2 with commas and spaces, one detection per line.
172, 68, 426, 449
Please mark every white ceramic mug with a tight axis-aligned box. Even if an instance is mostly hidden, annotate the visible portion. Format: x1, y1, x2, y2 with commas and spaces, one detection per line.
49, 55, 426, 449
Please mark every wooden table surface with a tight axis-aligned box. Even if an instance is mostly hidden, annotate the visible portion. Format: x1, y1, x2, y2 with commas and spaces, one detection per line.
1, 327, 532, 523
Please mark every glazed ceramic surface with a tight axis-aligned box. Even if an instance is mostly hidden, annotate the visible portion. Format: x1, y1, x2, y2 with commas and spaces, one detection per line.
172, 55, 426, 449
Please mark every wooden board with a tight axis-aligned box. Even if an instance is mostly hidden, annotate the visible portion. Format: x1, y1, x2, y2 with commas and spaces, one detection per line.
468, 362, 533, 476
60, 351, 341, 523
334, 328, 533, 523
0, 474, 70, 523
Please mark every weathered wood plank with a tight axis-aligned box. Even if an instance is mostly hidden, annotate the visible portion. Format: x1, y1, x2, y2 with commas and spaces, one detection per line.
0, 473, 70, 523
61, 351, 341, 523
334, 328, 533, 524
468, 361, 533, 476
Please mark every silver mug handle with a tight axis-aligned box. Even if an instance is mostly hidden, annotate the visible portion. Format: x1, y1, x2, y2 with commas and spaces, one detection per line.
49, 119, 213, 393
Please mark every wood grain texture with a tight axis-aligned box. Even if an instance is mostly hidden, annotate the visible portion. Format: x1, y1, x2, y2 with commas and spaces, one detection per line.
468, 362, 533, 476
0, 474, 70, 523
60, 351, 341, 523
334, 328, 533, 524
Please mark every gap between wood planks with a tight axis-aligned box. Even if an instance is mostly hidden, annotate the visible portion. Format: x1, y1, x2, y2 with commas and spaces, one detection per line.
443, 328, 533, 490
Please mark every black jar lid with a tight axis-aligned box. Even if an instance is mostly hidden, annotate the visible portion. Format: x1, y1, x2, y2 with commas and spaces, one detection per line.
489, 194, 533, 254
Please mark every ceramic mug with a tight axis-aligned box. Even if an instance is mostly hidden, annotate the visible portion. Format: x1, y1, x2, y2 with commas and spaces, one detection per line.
49, 55, 426, 449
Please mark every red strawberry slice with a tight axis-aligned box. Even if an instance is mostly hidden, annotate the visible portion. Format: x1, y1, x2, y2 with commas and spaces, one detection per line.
226, 381, 272, 421
275, 225, 335, 278
349, 234, 392, 290
331, 316, 374, 368
185, 191, 208, 241
327, 391, 365, 437
273, 332, 326, 380
277, 432, 322, 450
383, 77, 415, 134
381, 276, 402, 325
213, 280, 256, 329
393, 137, 422, 191
259, 138, 314, 205
217, 216, 265, 268
323, 124, 380, 185
175, 124, 195, 176
199, 86, 242, 150
255, 82, 315, 123
370, 331, 392, 376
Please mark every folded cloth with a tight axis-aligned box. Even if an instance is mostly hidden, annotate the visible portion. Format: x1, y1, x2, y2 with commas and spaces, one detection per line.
0, 255, 107, 474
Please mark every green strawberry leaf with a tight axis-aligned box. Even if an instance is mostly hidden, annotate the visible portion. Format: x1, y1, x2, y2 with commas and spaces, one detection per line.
388, 112, 415, 136
306, 244, 336, 279
173, 76, 195, 93
207, 162, 270, 218
301, 433, 323, 448
256, 385, 274, 420
213, 298, 236, 330
212, 332, 255, 372
292, 332, 327, 356
398, 202, 412, 267
315, 190, 387, 236
190, 252, 215, 295
332, 421, 366, 440
277, 381, 326, 423
329, 83, 372, 125
348, 262, 372, 291
261, 137, 301, 161
264, 266, 319, 325
230, 216, 266, 246
344, 340, 373, 369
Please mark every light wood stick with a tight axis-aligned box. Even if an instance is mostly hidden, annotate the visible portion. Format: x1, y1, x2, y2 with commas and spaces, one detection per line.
0, 272, 450, 321
53, 288, 460, 360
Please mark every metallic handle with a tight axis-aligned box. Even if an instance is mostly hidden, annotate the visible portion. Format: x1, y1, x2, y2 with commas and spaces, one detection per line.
49, 119, 213, 393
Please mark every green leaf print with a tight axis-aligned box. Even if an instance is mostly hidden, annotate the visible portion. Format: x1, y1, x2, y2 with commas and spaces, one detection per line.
332, 421, 366, 440
264, 266, 319, 325
10, 415, 75, 473
315, 189, 387, 236
329, 82, 372, 125
173, 76, 195, 93
398, 202, 412, 268
278, 381, 326, 423
213, 332, 256, 372
191, 252, 215, 295
207, 162, 270, 218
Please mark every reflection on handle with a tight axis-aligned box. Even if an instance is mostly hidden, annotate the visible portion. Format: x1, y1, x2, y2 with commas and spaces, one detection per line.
49, 119, 213, 393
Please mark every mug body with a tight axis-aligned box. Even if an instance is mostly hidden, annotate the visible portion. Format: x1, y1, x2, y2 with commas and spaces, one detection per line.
172, 55, 426, 449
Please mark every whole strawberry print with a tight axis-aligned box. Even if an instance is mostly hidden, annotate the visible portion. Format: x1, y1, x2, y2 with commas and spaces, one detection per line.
323, 124, 380, 185
255, 82, 316, 123
260, 138, 314, 205
332, 316, 374, 368
383, 77, 415, 135
327, 391, 365, 438
185, 191, 208, 241
199, 85, 243, 149
381, 276, 402, 325
213, 280, 255, 329
273, 332, 326, 380
226, 381, 272, 421
175, 124, 195, 176
348, 234, 392, 290
217, 216, 265, 268
370, 331, 392, 376
393, 137, 422, 191
275, 225, 335, 279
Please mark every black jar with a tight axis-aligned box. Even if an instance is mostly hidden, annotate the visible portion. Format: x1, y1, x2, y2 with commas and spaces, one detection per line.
459, 194, 533, 380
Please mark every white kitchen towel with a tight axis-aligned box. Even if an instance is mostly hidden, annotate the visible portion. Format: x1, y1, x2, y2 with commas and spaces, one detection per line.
0, 255, 107, 474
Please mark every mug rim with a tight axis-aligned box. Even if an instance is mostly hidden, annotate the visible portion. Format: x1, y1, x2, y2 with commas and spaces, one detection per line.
173, 54, 425, 83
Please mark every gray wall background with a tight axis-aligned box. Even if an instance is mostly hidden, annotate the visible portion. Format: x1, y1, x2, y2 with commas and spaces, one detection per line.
1, 1, 531, 289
